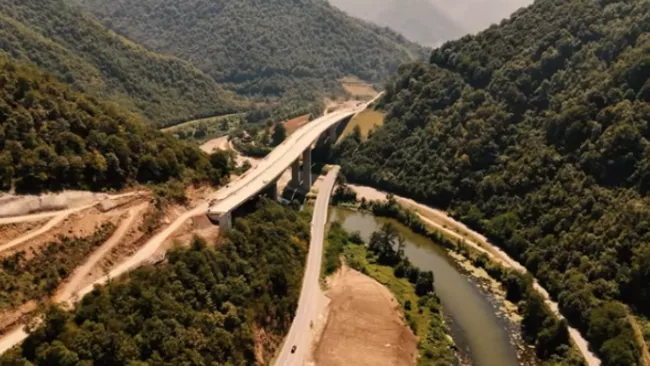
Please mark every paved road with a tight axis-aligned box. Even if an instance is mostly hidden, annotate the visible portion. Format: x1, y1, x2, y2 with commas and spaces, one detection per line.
208, 109, 358, 217
275, 166, 339, 366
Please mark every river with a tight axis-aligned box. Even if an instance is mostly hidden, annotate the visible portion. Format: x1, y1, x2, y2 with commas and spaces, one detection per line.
329, 207, 523, 366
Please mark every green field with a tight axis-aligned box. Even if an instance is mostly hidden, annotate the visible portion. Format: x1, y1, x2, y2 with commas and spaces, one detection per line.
162, 113, 245, 142
338, 109, 385, 142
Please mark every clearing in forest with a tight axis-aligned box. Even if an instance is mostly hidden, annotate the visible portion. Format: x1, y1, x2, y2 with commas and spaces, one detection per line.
341, 76, 378, 99
338, 109, 385, 143
283, 114, 310, 136
312, 264, 417, 366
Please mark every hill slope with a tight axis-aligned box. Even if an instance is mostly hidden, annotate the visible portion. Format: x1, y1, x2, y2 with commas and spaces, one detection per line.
329, 0, 467, 47
339, 0, 650, 365
0, 55, 229, 193
0, 0, 240, 125
73, 0, 427, 99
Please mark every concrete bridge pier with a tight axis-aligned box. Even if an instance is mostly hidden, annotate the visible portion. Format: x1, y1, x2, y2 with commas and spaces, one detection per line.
290, 159, 301, 189
217, 211, 232, 231
268, 181, 278, 200
302, 148, 312, 192
328, 124, 337, 143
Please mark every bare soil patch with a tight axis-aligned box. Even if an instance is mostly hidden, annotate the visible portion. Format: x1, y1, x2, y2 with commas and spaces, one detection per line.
0, 220, 48, 245
283, 114, 310, 136
158, 214, 220, 254
313, 265, 417, 366
0, 195, 147, 261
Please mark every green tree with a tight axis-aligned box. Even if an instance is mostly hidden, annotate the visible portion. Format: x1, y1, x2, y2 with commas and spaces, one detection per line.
272, 122, 287, 146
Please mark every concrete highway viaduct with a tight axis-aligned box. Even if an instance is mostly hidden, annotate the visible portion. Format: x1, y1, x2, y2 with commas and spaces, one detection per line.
207, 106, 362, 229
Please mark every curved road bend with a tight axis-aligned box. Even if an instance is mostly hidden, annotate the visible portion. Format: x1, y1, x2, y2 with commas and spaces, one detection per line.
275, 166, 340, 366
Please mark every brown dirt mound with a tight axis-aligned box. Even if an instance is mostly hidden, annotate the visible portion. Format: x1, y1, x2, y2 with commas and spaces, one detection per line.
313, 265, 417, 366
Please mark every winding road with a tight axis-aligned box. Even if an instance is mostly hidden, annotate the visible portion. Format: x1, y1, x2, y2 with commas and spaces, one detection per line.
275, 166, 340, 366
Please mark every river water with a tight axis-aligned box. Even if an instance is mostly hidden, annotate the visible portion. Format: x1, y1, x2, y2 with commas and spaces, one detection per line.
329, 207, 521, 366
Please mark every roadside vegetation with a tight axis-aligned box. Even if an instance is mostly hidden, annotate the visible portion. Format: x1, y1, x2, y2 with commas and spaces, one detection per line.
337, 1, 650, 364
2, 200, 310, 365
327, 222, 456, 365
0, 223, 116, 311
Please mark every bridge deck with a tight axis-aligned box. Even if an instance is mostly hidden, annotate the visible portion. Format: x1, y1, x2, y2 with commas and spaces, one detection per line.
207, 108, 357, 217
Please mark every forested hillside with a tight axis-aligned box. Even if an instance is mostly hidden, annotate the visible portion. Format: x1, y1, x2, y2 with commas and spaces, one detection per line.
328, 0, 467, 47
1, 201, 309, 364
338, 0, 650, 365
72, 0, 426, 99
0, 55, 230, 193
0, 0, 241, 125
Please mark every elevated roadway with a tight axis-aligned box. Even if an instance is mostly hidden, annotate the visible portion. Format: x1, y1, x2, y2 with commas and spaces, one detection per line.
207, 107, 360, 227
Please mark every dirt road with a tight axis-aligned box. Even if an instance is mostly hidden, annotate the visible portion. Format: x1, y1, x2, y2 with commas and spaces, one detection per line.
350, 184, 602, 366
274, 167, 339, 366
54, 203, 148, 304
0, 205, 94, 253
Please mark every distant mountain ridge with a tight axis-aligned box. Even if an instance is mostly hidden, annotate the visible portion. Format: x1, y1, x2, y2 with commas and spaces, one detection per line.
0, 0, 242, 125
72, 0, 427, 101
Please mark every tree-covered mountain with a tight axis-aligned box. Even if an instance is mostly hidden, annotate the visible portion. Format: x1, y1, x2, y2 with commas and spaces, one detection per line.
72, 0, 427, 99
338, 0, 650, 365
0, 54, 230, 193
328, 0, 467, 47
0, 0, 242, 126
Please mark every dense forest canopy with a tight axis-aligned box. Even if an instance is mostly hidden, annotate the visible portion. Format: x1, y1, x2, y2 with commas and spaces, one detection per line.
0, 55, 230, 193
72, 0, 427, 99
338, 0, 650, 365
1, 201, 310, 365
0, 0, 242, 125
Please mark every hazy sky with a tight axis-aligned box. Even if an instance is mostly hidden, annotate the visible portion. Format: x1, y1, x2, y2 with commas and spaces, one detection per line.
430, 0, 533, 33
329, 0, 534, 45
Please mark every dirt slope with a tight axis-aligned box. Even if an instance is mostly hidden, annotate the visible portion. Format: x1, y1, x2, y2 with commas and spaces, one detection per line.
312, 265, 417, 366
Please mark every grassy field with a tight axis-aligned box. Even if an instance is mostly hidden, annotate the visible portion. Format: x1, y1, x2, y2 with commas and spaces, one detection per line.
338, 109, 385, 142
161, 113, 244, 143
340, 76, 378, 99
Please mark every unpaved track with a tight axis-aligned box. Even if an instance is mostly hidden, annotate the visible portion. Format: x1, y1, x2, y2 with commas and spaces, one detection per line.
54, 203, 149, 304
0, 205, 94, 253
66, 202, 211, 307
0, 192, 144, 254
350, 184, 601, 366
0, 192, 142, 226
